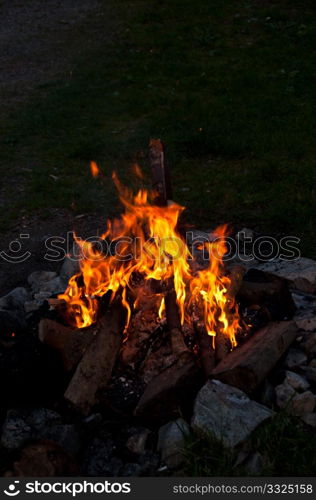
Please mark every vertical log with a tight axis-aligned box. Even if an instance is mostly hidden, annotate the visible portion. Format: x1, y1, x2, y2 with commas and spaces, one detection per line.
64, 300, 126, 415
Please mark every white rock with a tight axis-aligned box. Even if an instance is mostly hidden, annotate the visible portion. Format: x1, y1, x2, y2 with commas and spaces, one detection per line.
275, 382, 296, 409
285, 371, 309, 391
302, 332, 316, 356
257, 258, 316, 294
126, 428, 151, 455
191, 380, 273, 448
291, 391, 316, 416
301, 413, 316, 428
28, 271, 57, 292
295, 317, 316, 332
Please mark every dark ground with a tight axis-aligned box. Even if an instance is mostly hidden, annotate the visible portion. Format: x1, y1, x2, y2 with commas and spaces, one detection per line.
0, 0, 315, 287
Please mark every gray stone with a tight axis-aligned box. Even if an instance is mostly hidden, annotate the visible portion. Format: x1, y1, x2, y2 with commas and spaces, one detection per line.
60, 255, 80, 284
83, 438, 121, 476
0, 409, 80, 456
157, 418, 190, 469
292, 292, 316, 331
126, 428, 151, 455
28, 271, 57, 292
191, 380, 273, 448
284, 348, 307, 369
296, 317, 316, 332
1, 408, 61, 450
0, 287, 30, 311
256, 258, 316, 294
39, 276, 65, 295
285, 371, 309, 391
301, 332, 316, 356
275, 382, 296, 409
301, 413, 316, 427
291, 391, 316, 416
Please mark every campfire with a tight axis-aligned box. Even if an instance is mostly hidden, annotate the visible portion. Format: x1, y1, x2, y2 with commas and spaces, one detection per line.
3, 139, 314, 477
36, 140, 295, 418
58, 162, 240, 349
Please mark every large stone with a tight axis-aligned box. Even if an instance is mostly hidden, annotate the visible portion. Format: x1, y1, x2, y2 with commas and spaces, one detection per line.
157, 418, 190, 469
0, 408, 80, 456
291, 391, 316, 416
1, 408, 61, 450
285, 371, 309, 392
126, 428, 151, 455
191, 380, 273, 448
292, 292, 316, 331
0, 287, 30, 311
301, 332, 316, 356
275, 382, 296, 409
301, 413, 316, 428
255, 258, 316, 294
28, 271, 57, 292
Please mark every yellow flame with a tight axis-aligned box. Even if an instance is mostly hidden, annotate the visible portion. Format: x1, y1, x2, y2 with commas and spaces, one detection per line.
58, 174, 240, 349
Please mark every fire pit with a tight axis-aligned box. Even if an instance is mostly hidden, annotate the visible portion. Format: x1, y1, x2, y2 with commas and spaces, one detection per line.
0, 140, 315, 477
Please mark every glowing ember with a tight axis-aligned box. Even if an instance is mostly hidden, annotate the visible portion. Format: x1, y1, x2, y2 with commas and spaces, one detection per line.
90, 161, 100, 178
58, 171, 240, 350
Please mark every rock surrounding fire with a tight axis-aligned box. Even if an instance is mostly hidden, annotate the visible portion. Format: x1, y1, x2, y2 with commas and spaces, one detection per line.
58, 168, 240, 350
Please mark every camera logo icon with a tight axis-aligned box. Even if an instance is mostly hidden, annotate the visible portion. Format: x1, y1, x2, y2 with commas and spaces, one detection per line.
4, 481, 20, 496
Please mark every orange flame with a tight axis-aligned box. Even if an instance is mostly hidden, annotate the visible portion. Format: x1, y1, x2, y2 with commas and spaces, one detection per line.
90, 161, 100, 178
58, 174, 240, 349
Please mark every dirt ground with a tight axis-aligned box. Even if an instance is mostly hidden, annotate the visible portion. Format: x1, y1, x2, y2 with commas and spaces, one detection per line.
0, 0, 110, 293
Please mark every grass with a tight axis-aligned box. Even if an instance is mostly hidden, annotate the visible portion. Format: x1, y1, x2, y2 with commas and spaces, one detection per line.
183, 412, 316, 476
1, 0, 316, 255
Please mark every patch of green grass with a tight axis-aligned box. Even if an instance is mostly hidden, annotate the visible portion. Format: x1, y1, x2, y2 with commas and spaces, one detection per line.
252, 411, 316, 476
182, 432, 244, 476
0, 0, 315, 254
183, 412, 316, 476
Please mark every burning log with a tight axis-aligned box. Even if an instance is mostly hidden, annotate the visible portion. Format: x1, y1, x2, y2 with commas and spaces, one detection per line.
134, 351, 202, 423
39, 318, 95, 372
215, 331, 231, 363
165, 289, 189, 355
212, 320, 299, 394
226, 264, 246, 305
195, 324, 215, 378
64, 300, 127, 415
209, 265, 245, 365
